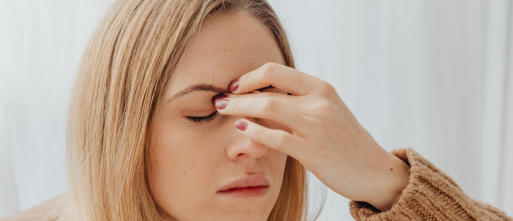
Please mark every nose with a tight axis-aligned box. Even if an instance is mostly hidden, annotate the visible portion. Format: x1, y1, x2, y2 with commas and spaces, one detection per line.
226, 118, 268, 160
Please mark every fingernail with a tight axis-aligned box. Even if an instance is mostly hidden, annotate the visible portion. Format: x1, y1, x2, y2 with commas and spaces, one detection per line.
234, 120, 248, 131
211, 94, 227, 106
228, 79, 239, 92
215, 99, 229, 110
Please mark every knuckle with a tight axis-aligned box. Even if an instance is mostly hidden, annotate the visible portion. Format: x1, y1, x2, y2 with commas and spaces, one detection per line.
262, 62, 280, 78
252, 125, 263, 138
231, 98, 241, 112
318, 80, 335, 94
275, 132, 288, 149
263, 98, 280, 114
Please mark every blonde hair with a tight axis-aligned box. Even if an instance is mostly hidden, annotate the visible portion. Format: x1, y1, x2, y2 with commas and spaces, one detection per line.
62, 0, 322, 220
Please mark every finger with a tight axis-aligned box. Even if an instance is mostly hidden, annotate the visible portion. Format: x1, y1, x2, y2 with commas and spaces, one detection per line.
234, 119, 298, 155
212, 90, 295, 108
224, 91, 300, 109
216, 95, 310, 134
225, 91, 290, 100
229, 62, 321, 96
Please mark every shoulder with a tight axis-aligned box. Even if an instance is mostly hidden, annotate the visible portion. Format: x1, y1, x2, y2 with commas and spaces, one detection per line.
0, 196, 62, 221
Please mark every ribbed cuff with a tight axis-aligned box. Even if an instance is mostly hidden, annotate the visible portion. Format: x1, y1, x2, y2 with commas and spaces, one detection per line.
349, 148, 513, 221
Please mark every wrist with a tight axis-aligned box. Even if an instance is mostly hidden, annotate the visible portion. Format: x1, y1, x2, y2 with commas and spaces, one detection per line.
365, 153, 410, 211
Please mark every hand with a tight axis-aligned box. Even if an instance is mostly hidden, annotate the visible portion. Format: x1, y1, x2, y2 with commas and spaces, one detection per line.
214, 62, 410, 211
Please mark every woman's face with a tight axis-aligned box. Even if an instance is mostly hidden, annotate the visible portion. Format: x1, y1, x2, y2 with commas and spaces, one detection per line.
147, 11, 289, 221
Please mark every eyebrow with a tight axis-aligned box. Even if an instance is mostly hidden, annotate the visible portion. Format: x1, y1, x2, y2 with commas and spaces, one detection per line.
166, 83, 227, 104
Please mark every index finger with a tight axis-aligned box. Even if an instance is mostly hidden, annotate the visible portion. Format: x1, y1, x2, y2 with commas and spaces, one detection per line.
229, 62, 321, 96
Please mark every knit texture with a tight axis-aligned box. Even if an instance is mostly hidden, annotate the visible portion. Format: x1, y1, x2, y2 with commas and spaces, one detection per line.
349, 148, 513, 221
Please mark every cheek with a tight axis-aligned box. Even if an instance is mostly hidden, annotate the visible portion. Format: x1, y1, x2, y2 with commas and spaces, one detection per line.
265, 148, 288, 188
146, 123, 224, 218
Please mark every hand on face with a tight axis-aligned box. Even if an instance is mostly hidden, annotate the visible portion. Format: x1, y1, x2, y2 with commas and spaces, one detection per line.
214, 62, 410, 211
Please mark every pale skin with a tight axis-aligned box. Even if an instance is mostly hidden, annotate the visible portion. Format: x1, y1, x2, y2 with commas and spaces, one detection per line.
1, 10, 409, 221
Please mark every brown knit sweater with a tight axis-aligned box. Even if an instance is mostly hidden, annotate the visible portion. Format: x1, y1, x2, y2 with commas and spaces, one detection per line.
349, 148, 513, 221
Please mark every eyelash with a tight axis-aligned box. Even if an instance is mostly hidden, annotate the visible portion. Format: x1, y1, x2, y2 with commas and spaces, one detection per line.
186, 111, 218, 123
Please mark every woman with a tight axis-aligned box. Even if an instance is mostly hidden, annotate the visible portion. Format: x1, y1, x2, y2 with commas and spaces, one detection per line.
3, 0, 512, 220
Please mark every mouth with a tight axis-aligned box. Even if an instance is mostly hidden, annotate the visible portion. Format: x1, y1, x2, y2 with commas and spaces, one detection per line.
217, 175, 270, 198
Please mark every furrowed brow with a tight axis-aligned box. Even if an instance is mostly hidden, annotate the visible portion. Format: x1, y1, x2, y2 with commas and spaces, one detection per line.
167, 83, 227, 104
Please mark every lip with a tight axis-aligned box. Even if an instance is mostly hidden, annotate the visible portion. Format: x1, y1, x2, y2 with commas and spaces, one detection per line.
217, 175, 270, 198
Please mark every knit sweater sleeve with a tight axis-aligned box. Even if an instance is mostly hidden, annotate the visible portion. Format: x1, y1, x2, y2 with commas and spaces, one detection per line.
349, 148, 513, 221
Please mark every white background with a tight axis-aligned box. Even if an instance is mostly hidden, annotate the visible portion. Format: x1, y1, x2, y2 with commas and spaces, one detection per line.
1, 0, 513, 220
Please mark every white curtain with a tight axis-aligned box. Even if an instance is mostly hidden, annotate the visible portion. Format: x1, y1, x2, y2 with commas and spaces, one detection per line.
1, 0, 512, 219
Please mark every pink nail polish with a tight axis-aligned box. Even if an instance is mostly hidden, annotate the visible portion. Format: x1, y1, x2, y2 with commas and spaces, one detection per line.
234, 120, 248, 131
211, 94, 227, 106
228, 79, 239, 92
215, 99, 229, 110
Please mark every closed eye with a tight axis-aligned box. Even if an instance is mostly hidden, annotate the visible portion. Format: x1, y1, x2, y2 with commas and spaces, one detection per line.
186, 111, 218, 123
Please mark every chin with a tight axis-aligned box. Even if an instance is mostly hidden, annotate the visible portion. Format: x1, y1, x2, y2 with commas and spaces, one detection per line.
208, 199, 276, 221
219, 209, 271, 221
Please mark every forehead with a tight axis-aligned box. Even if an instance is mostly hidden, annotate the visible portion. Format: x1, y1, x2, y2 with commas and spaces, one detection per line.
166, 10, 285, 95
